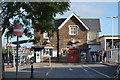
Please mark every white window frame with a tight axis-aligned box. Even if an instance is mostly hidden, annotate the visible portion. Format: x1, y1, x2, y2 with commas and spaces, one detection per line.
44, 49, 50, 56
43, 48, 53, 57
87, 32, 90, 40
69, 25, 77, 35
62, 50, 67, 56
43, 32, 49, 39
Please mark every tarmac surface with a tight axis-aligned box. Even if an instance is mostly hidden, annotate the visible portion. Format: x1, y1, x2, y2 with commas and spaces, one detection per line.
3, 62, 118, 79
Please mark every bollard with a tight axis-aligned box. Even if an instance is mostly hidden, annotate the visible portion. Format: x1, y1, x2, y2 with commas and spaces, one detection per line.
30, 61, 34, 78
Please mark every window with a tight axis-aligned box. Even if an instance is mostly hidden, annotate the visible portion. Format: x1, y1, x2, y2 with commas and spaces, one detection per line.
43, 49, 53, 56
43, 32, 49, 39
62, 50, 67, 56
69, 26, 77, 35
87, 33, 90, 40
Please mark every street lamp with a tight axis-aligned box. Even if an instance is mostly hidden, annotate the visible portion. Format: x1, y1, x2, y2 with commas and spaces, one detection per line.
106, 16, 118, 52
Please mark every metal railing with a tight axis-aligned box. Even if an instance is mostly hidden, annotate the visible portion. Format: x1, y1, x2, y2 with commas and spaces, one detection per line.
106, 48, 120, 64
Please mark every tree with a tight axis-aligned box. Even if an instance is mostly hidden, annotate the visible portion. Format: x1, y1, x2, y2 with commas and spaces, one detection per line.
1, 2, 70, 62
1, 2, 70, 39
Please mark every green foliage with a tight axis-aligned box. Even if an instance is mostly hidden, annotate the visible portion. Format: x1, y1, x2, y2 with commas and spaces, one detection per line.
1, 2, 70, 39
2, 47, 13, 54
33, 36, 41, 44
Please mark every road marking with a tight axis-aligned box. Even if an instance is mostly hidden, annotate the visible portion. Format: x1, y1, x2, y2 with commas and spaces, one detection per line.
81, 65, 87, 72
68, 63, 73, 71
69, 68, 73, 71
46, 68, 53, 76
46, 73, 49, 76
83, 65, 111, 78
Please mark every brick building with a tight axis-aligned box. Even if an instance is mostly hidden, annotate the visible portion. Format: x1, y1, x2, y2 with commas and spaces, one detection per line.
34, 13, 101, 62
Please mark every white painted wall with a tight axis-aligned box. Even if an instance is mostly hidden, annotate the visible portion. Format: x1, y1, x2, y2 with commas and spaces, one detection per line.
53, 50, 57, 57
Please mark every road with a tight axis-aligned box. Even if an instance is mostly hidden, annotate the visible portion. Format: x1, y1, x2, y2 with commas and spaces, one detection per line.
4, 63, 117, 79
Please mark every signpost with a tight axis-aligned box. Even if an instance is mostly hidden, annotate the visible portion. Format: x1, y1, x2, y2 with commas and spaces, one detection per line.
6, 42, 12, 65
13, 24, 23, 78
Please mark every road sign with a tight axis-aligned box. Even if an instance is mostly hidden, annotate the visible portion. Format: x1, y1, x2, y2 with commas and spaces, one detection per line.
6, 42, 12, 48
13, 24, 23, 78
13, 24, 23, 36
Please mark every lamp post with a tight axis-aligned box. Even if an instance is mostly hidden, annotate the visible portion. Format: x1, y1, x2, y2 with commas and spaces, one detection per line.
106, 16, 118, 54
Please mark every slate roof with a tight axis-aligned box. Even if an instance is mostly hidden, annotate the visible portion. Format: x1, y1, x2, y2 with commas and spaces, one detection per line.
81, 18, 101, 32
54, 18, 66, 28
54, 17, 101, 32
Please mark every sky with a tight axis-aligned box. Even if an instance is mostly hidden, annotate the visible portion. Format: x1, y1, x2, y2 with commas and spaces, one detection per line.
2, 2, 119, 47
55, 2, 118, 36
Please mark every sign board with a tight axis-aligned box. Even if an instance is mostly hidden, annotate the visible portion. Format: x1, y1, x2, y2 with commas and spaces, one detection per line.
13, 24, 23, 36
36, 51, 41, 63
6, 42, 12, 48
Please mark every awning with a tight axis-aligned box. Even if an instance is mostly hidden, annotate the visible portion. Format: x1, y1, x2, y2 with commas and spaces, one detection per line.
31, 46, 44, 51
12, 39, 34, 44
67, 47, 91, 50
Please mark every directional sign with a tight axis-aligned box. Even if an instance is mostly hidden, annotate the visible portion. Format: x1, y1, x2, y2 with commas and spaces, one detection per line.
13, 24, 23, 36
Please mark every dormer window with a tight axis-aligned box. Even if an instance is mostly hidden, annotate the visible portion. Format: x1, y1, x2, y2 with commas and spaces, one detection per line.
43, 32, 49, 39
69, 25, 77, 35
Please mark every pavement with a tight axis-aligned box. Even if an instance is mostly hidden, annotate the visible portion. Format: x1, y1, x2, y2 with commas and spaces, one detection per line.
99, 62, 118, 67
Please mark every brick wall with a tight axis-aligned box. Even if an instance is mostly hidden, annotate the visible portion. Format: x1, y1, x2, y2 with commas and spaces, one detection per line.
35, 16, 87, 53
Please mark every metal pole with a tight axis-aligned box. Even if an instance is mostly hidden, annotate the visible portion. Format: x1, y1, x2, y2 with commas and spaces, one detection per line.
0, 28, 3, 79
30, 61, 33, 78
7, 36, 10, 65
16, 36, 19, 78
106, 16, 118, 55
7, 47, 9, 65
57, 29, 59, 62
49, 56, 52, 69
111, 18, 114, 53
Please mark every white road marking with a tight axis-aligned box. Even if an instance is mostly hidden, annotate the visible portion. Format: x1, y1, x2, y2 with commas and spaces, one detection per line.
46, 68, 53, 76
46, 73, 49, 76
81, 65, 87, 72
83, 65, 111, 78
69, 68, 73, 71
68, 63, 73, 71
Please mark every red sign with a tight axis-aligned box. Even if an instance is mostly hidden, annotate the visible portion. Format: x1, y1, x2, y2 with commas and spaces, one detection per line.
13, 24, 23, 36
6, 42, 12, 48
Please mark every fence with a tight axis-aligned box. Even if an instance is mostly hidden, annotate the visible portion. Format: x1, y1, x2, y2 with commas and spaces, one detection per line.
106, 48, 120, 64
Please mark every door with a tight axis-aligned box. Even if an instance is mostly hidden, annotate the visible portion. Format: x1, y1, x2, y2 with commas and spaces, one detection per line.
68, 49, 79, 62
